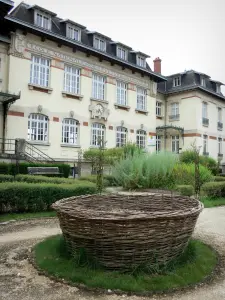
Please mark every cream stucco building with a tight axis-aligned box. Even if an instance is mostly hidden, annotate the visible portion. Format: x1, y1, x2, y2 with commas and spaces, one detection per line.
0, 0, 225, 166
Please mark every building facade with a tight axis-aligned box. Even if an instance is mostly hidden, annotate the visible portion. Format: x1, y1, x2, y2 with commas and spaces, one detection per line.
0, 1, 225, 164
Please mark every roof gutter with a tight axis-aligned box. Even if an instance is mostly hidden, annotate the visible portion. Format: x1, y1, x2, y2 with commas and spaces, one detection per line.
5, 16, 167, 83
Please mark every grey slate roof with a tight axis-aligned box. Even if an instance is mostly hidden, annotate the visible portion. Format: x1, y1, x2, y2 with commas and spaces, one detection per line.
4, 2, 166, 83
158, 70, 225, 100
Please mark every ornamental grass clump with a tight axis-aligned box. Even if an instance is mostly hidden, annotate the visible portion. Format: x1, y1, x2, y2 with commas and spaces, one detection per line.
112, 151, 177, 190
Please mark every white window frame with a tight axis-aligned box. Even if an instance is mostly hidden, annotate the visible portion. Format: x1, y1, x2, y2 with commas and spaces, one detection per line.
156, 135, 161, 152
173, 76, 181, 87
116, 126, 127, 147
30, 55, 50, 87
202, 102, 208, 119
218, 107, 222, 122
66, 24, 81, 41
93, 36, 106, 52
201, 77, 206, 87
136, 130, 146, 148
218, 138, 223, 154
91, 123, 105, 147
62, 118, 79, 145
34, 10, 51, 30
136, 55, 146, 68
171, 135, 179, 153
116, 81, 127, 106
203, 135, 208, 154
27, 113, 48, 142
64, 65, 80, 94
171, 103, 179, 116
156, 101, 162, 116
216, 84, 221, 93
92, 73, 105, 100
117, 46, 127, 60
137, 87, 147, 111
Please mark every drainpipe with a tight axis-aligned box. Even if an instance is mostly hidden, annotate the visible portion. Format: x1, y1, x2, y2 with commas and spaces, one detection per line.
2, 102, 8, 154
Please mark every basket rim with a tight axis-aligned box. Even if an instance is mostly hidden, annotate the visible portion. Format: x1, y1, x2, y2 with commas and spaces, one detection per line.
52, 193, 204, 221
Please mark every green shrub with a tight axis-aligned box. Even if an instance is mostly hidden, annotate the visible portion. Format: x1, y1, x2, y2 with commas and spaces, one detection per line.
112, 151, 177, 190
213, 176, 225, 182
202, 182, 225, 197
0, 181, 97, 213
79, 175, 110, 187
0, 162, 71, 178
0, 174, 14, 183
173, 163, 213, 188
175, 185, 194, 196
15, 175, 76, 184
103, 174, 118, 186
179, 150, 218, 175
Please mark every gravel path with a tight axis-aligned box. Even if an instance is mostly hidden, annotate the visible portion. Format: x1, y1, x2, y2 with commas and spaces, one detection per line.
0, 207, 225, 300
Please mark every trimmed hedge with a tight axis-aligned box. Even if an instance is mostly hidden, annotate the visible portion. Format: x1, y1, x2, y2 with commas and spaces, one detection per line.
202, 182, 225, 197
0, 181, 97, 213
0, 162, 71, 178
0, 174, 76, 184
175, 185, 194, 196
79, 174, 117, 187
213, 176, 225, 182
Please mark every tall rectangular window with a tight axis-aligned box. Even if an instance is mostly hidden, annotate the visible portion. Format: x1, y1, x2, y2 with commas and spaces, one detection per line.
137, 87, 147, 111
218, 107, 222, 122
62, 118, 79, 145
218, 138, 222, 154
64, 66, 80, 94
156, 101, 162, 116
92, 73, 105, 100
35, 11, 51, 30
67, 25, 80, 41
116, 126, 127, 147
202, 102, 208, 118
156, 135, 161, 152
94, 36, 106, 52
203, 135, 208, 154
30, 55, 50, 87
137, 55, 146, 68
117, 47, 127, 60
91, 123, 105, 146
171, 103, 179, 116
116, 81, 127, 105
136, 130, 146, 148
173, 76, 181, 87
172, 136, 179, 153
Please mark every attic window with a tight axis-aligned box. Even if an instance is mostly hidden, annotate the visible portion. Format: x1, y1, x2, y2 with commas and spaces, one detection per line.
34, 10, 51, 30
117, 46, 127, 60
173, 76, 181, 87
94, 36, 106, 52
137, 55, 146, 68
201, 77, 206, 87
216, 84, 221, 93
66, 24, 81, 41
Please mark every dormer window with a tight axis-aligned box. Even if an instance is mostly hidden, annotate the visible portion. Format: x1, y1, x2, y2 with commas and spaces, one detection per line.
216, 84, 221, 93
34, 10, 51, 30
137, 55, 146, 68
94, 36, 106, 52
67, 24, 81, 41
117, 46, 127, 60
173, 76, 181, 87
201, 77, 206, 87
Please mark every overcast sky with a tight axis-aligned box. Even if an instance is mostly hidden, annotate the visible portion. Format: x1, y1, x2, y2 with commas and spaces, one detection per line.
14, 0, 225, 93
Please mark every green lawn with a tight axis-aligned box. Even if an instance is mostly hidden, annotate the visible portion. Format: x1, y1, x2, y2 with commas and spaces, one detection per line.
0, 211, 56, 222
201, 197, 225, 208
34, 235, 217, 293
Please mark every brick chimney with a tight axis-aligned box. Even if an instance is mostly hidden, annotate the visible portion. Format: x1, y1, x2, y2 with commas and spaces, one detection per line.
153, 57, 162, 74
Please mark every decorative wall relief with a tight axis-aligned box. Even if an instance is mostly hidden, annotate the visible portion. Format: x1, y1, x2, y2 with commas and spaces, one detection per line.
89, 103, 110, 121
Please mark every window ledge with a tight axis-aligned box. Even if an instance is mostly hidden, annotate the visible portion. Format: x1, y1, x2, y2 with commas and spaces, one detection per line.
61, 144, 81, 148
28, 83, 53, 94
202, 124, 209, 127
27, 141, 51, 146
156, 115, 163, 119
90, 97, 109, 104
135, 109, 148, 115
62, 91, 83, 100
114, 104, 130, 111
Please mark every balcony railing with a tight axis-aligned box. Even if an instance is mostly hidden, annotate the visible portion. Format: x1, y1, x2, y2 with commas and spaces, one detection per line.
169, 114, 180, 121
202, 118, 209, 126
218, 121, 223, 131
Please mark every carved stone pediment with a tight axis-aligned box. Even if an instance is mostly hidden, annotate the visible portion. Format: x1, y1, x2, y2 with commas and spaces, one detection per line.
89, 103, 110, 121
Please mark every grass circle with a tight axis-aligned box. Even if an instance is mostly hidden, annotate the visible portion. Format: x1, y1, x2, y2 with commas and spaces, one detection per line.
34, 235, 217, 293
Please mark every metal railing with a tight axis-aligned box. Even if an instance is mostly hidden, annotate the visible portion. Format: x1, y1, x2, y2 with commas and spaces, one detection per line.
218, 122, 223, 130
202, 118, 209, 126
0, 138, 15, 154
169, 114, 180, 121
24, 141, 55, 163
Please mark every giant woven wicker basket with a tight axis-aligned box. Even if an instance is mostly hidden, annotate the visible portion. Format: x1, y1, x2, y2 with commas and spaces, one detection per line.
52, 193, 203, 270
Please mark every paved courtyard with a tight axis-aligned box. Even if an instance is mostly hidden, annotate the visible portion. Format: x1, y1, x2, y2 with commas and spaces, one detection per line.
0, 207, 225, 300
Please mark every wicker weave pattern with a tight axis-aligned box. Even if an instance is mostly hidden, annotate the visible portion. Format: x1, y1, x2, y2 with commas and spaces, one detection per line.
53, 193, 203, 270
